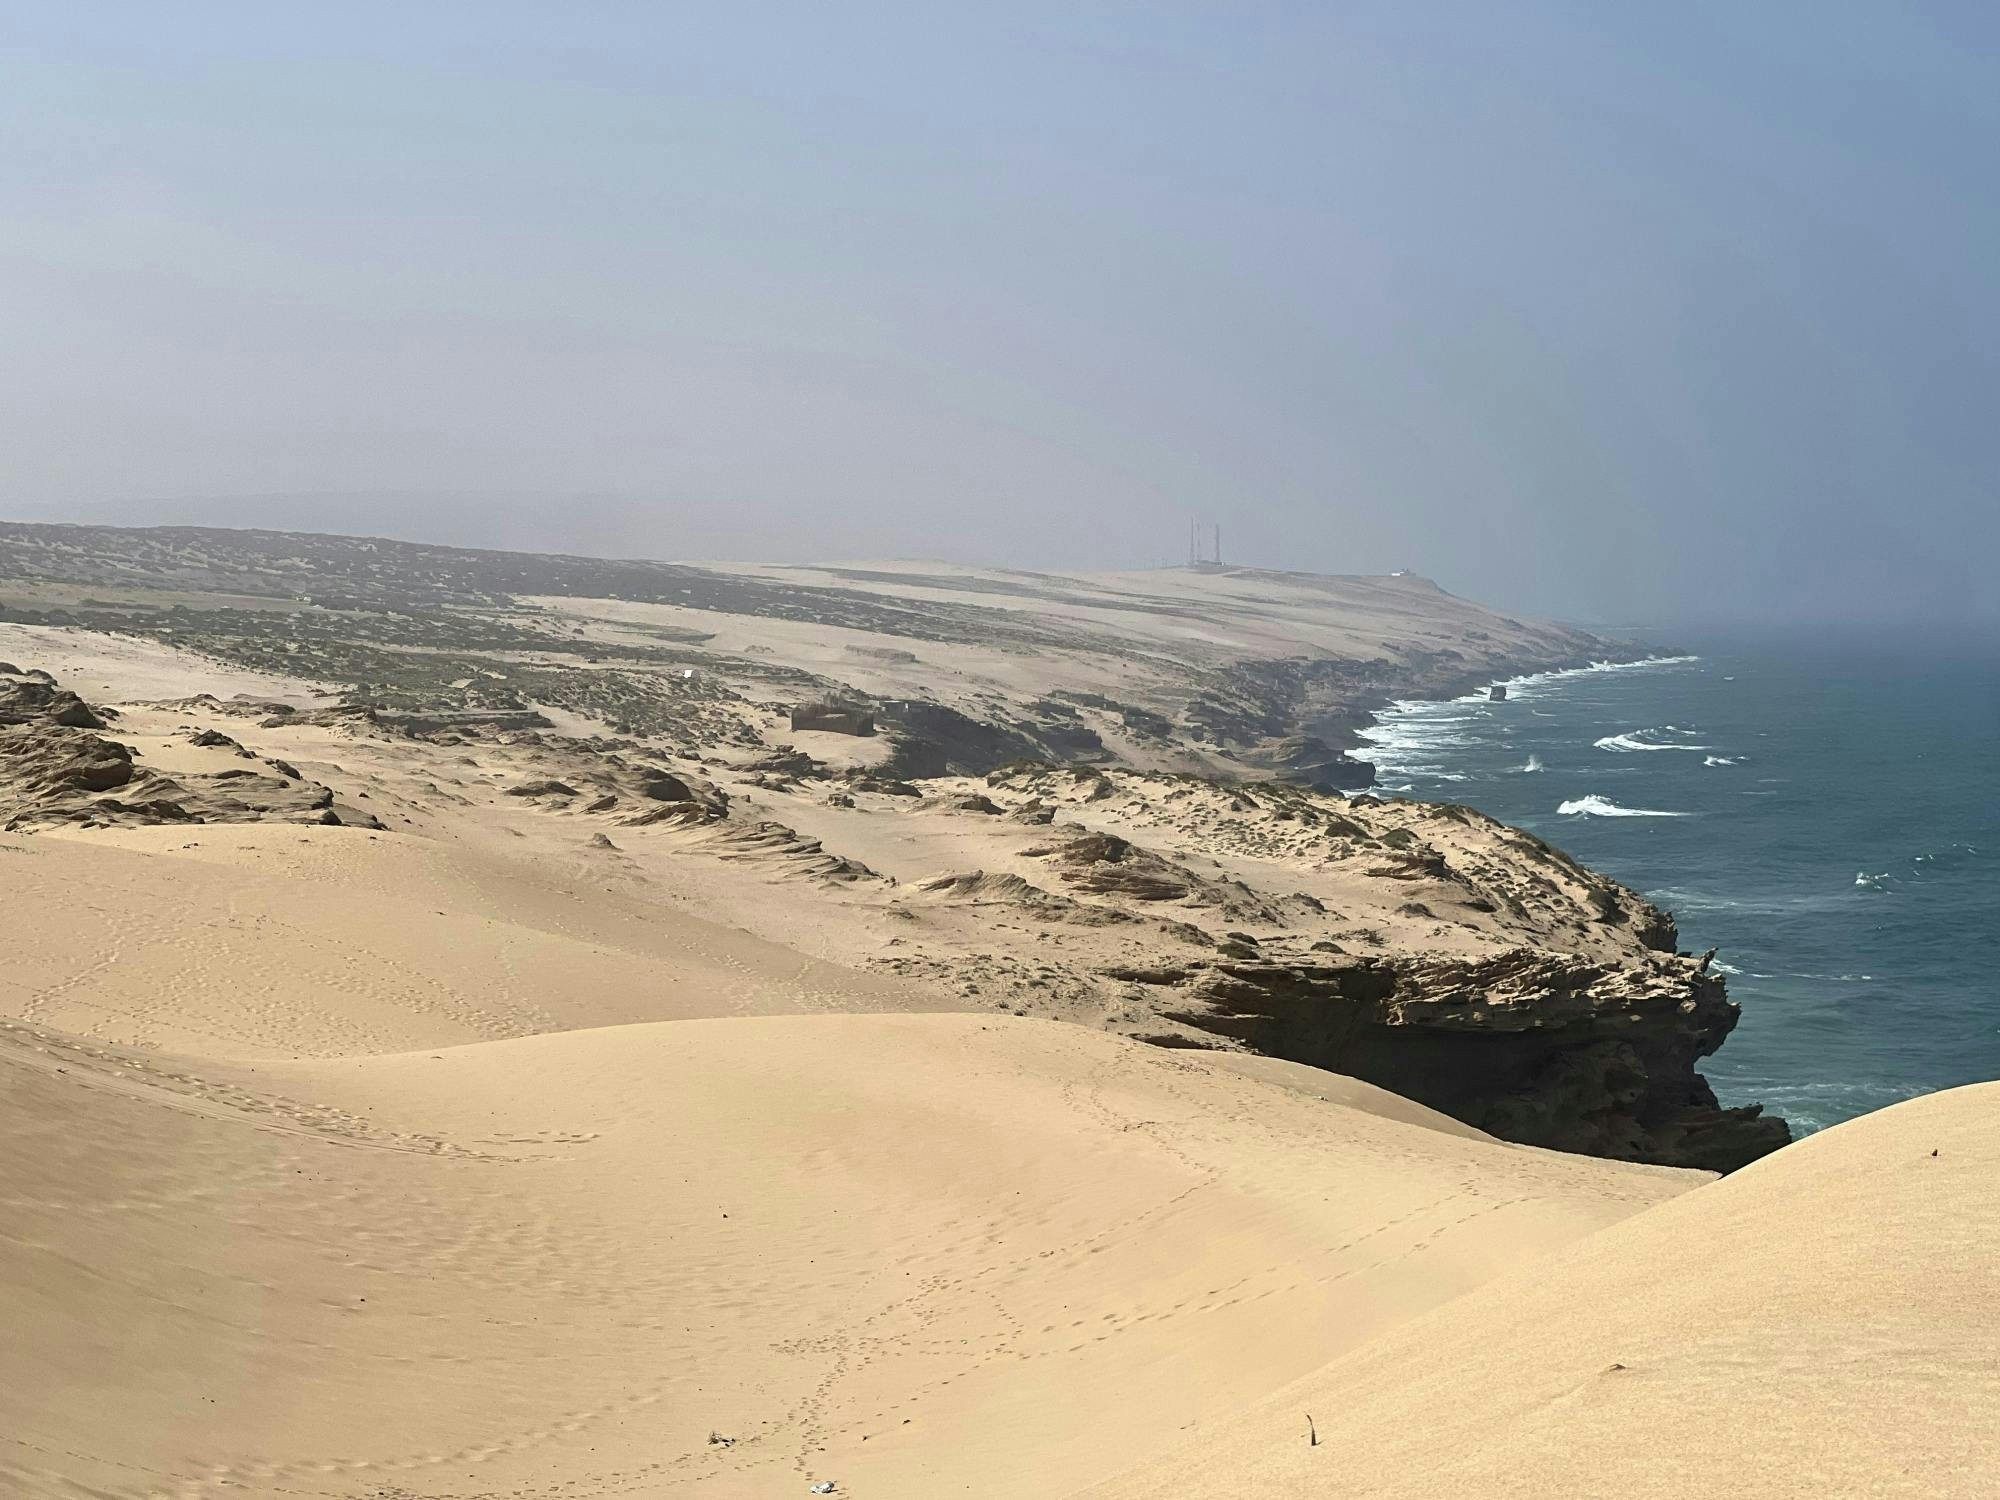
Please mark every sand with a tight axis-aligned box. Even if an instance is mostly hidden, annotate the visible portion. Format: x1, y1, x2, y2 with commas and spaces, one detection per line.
3, 611, 1995, 1498
1, 1006, 1695, 1498
1084, 1081, 2000, 1499
0, 826, 942, 1059
0, 621, 330, 706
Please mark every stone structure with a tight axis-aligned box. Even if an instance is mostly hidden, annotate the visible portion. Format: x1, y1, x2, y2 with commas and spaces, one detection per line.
789, 702, 876, 736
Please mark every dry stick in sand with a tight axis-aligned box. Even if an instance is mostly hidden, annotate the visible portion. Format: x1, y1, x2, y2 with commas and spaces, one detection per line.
1307, 1413, 1319, 1447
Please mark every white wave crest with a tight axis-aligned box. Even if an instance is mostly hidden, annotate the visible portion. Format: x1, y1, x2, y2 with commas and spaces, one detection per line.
1557, 795, 1689, 818
1490, 654, 1701, 703
1703, 755, 1738, 767
1854, 871, 1892, 891
1355, 652, 1701, 782
1594, 729, 1709, 753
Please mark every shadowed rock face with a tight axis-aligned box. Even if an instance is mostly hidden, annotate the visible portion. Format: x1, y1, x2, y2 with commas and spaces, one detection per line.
790, 702, 876, 736
1150, 952, 1788, 1171
0, 677, 107, 730
875, 699, 1045, 778
1238, 734, 1378, 791
0, 719, 137, 802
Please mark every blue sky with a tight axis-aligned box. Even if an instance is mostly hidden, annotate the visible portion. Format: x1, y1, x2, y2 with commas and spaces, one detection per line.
3, 3, 1996, 624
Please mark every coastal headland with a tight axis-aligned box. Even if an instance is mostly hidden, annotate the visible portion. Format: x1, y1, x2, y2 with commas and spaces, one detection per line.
3, 523, 1989, 1497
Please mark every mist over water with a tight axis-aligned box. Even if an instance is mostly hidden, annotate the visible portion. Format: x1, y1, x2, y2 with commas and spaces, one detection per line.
1352, 630, 2000, 1134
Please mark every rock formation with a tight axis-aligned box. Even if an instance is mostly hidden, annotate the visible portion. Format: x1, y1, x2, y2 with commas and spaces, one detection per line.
0, 673, 379, 831
1127, 949, 1785, 1171
0, 675, 107, 729
790, 702, 876, 735
1238, 733, 1378, 791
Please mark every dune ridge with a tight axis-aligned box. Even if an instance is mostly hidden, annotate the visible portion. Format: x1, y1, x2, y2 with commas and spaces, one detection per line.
1, 1008, 1696, 1499
1083, 1081, 2000, 1499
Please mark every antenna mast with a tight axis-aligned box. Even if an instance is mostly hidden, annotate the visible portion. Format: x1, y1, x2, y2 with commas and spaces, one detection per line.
1186, 520, 1225, 567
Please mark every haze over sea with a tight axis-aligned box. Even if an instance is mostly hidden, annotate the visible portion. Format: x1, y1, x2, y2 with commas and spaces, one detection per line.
1352, 628, 2000, 1135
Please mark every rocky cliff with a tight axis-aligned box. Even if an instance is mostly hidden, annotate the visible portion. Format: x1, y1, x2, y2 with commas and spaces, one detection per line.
1131, 948, 1785, 1171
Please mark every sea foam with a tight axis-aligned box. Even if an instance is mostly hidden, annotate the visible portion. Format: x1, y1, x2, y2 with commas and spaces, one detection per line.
1594, 728, 1709, 753
1355, 655, 1700, 783
1490, 654, 1700, 703
1558, 795, 1689, 818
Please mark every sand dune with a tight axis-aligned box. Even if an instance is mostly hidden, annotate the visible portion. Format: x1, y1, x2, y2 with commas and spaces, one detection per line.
1, 1012, 1695, 1499
1084, 1081, 2000, 1499
4, 641, 1776, 1168
0, 713, 1725, 1498
1, 574, 1988, 1498
0, 825, 941, 1059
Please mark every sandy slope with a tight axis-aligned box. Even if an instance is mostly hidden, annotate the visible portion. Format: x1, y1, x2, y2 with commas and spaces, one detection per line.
654, 560, 1587, 672
0, 621, 328, 706
0, 826, 942, 1058
0, 691, 1711, 1499
0, 1013, 1694, 1500
1084, 1081, 2000, 1499
527, 563, 1606, 779
3, 612, 1989, 1499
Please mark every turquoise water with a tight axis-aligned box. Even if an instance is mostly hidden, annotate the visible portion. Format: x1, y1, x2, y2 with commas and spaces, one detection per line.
1351, 630, 2000, 1134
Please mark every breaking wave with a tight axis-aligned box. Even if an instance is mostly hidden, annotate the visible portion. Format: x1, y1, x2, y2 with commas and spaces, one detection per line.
1357, 656, 1702, 784
1481, 654, 1701, 704
1557, 795, 1689, 818
1594, 728, 1709, 753
1704, 755, 1738, 766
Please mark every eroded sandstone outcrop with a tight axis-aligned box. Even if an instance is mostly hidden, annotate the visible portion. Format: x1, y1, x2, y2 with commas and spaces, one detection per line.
0, 677, 108, 730
0, 672, 380, 831
1138, 950, 1786, 1171
485, 752, 731, 828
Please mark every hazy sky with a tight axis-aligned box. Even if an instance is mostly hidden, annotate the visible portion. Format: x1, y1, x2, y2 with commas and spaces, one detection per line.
4, 3, 1996, 625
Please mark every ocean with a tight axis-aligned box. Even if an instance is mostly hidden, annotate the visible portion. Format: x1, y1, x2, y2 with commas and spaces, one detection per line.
1350, 628, 2000, 1135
